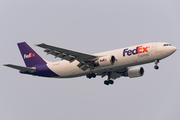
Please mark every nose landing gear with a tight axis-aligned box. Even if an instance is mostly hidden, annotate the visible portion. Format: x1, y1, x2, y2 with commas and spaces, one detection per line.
154, 60, 159, 70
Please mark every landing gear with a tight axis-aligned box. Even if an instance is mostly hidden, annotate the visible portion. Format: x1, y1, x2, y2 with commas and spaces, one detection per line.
109, 80, 114, 84
154, 60, 159, 70
86, 73, 96, 79
104, 79, 114, 85
104, 72, 114, 85
104, 80, 114, 85
104, 80, 109, 85
154, 66, 159, 70
86, 66, 96, 79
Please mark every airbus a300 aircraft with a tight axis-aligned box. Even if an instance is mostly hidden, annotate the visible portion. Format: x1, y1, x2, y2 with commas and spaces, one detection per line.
4, 42, 176, 85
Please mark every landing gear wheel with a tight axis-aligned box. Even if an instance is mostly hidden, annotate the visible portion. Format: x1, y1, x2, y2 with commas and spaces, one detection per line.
86, 73, 96, 79
104, 72, 114, 85
104, 80, 114, 85
154, 60, 160, 70
92, 73, 96, 78
86, 74, 92, 79
109, 80, 114, 85
154, 66, 159, 70
104, 80, 109, 85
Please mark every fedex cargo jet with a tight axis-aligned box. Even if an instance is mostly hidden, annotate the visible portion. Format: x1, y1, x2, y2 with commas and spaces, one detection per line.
4, 42, 176, 85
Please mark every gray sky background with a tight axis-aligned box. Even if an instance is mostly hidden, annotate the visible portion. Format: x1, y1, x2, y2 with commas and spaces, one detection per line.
0, 0, 180, 120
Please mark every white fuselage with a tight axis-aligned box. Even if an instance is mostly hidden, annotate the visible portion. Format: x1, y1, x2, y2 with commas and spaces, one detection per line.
46, 42, 176, 78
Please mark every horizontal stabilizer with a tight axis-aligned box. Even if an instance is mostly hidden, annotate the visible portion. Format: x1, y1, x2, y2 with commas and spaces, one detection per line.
4, 64, 36, 72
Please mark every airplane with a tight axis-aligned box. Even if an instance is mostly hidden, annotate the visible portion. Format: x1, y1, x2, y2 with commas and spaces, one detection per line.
4, 42, 177, 85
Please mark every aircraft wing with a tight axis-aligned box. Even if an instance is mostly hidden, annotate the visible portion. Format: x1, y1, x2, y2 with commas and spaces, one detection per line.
36, 43, 99, 71
97, 68, 127, 80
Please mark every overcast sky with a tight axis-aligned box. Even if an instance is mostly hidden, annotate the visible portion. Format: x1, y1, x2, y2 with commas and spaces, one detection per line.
0, 0, 180, 120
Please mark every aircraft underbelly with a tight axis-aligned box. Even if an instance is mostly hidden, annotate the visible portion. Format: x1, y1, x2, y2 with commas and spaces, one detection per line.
52, 54, 155, 78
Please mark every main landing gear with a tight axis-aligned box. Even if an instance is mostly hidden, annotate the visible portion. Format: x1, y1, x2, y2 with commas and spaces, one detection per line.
104, 80, 114, 85
86, 66, 96, 79
86, 66, 114, 85
154, 60, 159, 70
86, 73, 96, 79
104, 72, 114, 85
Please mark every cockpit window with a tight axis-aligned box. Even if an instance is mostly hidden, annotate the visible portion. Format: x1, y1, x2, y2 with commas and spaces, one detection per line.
164, 44, 172, 46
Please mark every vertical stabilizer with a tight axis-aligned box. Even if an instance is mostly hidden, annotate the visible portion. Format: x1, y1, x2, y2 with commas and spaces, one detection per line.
18, 42, 46, 67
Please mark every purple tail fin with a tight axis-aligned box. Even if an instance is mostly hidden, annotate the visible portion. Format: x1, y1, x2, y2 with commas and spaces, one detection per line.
18, 42, 46, 67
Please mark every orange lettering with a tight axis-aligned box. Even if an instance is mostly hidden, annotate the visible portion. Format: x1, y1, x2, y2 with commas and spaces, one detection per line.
143, 47, 148, 52
138, 46, 143, 53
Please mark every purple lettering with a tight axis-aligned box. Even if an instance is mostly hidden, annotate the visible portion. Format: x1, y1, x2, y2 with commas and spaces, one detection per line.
127, 50, 132, 56
123, 46, 141, 57
132, 47, 138, 55
123, 48, 128, 57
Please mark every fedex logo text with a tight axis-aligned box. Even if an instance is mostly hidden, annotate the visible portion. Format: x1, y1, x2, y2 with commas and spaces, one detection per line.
123, 46, 149, 57
24, 53, 35, 59
100, 59, 107, 62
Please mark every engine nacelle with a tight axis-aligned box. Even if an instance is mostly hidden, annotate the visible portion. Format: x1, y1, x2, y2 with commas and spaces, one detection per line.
95, 55, 116, 67
124, 67, 144, 78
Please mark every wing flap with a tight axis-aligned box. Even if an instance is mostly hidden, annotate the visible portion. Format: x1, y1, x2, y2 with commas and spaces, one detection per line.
4, 64, 36, 72
77, 62, 89, 71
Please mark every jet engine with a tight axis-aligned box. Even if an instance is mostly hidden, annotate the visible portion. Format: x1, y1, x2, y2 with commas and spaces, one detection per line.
124, 67, 144, 78
95, 55, 116, 67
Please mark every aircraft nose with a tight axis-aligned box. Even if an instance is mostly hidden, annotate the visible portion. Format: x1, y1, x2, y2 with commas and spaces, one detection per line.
171, 46, 177, 53
164, 46, 177, 57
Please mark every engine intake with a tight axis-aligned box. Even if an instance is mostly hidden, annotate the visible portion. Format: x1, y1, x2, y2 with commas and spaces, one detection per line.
124, 67, 144, 78
95, 55, 116, 67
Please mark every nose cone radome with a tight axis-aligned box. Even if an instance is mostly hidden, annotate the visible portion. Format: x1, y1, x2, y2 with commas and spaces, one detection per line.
167, 46, 177, 56
171, 46, 177, 53
163, 45, 177, 58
